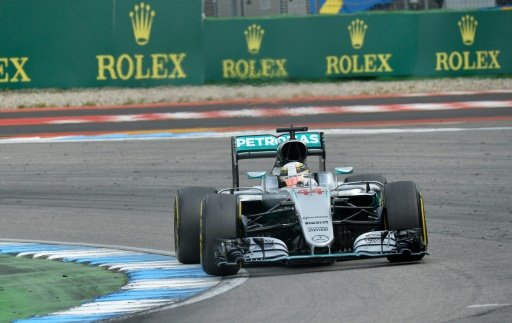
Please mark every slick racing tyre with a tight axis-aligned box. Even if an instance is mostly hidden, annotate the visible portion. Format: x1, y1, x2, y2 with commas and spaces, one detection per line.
384, 181, 428, 262
344, 173, 387, 184
201, 194, 241, 276
174, 187, 216, 264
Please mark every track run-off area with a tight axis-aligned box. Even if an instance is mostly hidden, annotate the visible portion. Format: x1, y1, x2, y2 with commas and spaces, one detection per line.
0, 241, 242, 322
0, 90, 511, 322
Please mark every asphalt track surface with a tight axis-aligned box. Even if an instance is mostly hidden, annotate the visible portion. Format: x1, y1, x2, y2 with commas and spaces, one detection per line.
1, 92, 512, 322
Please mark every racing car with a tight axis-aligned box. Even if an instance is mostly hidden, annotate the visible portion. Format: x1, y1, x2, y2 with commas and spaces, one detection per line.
174, 126, 428, 276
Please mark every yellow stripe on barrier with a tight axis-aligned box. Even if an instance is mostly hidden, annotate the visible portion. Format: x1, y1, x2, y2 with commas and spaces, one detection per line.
319, 0, 344, 14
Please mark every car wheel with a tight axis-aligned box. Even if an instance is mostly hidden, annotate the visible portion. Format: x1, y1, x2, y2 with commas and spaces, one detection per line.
201, 194, 241, 276
174, 187, 216, 264
384, 181, 428, 262
344, 173, 387, 184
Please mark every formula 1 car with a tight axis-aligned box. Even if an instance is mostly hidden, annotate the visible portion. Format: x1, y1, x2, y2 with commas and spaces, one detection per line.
174, 126, 428, 276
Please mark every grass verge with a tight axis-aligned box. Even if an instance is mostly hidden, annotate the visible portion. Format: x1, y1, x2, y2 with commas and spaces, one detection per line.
0, 254, 126, 322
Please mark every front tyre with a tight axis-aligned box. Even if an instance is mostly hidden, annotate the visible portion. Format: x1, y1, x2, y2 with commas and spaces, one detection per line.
384, 181, 428, 262
174, 187, 216, 264
201, 194, 241, 276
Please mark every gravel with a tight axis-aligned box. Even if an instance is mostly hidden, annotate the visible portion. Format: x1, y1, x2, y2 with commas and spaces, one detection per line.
0, 77, 510, 110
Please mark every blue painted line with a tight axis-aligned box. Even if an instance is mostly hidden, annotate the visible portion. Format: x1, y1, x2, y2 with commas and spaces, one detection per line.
67, 254, 170, 264
19, 131, 220, 143
127, 268, 209, 279
0, 244, 90, 254
0, 242, 225, 322
14, 314, 119, 323
96, 288, 207, 302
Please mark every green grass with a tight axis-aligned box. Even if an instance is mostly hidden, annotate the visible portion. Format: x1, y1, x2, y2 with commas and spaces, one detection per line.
0, 254, 126, 322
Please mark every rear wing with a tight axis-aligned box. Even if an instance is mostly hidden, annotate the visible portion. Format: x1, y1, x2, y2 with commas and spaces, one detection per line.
231, 131, 326, 187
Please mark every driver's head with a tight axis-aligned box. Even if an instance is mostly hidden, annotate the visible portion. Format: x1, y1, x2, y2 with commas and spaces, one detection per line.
279, 162, 310, 187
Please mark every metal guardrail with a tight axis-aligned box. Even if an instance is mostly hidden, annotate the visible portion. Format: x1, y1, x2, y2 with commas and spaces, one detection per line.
204, 0, 512, 17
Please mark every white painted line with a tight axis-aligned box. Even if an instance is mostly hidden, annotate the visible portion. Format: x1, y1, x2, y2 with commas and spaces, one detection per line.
54, 299, 171, 314
0, 238, 174, 256
18, 249, 138, 259
321, 126, 512, 136
467, 303, 511, 309
123, 278, 220, 290
49, 119, 89, 124
107, 262, 192, 271
2, 126, 512, 144
126, 269, 250, 318
400, 90, 512, 97
346, 105, 390, 113
46, 250, 139, 260
197, 127, 512, 140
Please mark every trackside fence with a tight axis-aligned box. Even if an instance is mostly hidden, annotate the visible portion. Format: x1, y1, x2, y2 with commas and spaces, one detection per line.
0, 0, 203, 89
204, 10, 512, 82
0, 0, 510, 89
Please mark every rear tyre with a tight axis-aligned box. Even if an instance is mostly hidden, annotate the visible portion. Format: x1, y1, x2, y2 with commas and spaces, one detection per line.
384, 181, 428, 262
174, 187, 216, 264
344, 173, 387, 184
201, 194, 241, 276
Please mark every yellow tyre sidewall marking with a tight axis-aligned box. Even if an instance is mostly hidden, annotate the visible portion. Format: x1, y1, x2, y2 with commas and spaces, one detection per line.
199, 200, 204, 261
174, 195, 179, 251
420, 192, 428, 248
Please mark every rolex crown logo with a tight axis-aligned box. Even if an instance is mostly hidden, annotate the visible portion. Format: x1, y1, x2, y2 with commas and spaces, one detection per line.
348, 19, 368, 50
129, 2, 156, 46
244, 24, 265, 55
458, 15, 478, 46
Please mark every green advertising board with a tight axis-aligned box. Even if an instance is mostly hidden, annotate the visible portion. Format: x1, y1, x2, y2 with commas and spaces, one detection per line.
416, 11, 512, 76
1, 3, 510, 89
204, 10, 512, 83
0, 0, 202, 89
204, 14, 418, 81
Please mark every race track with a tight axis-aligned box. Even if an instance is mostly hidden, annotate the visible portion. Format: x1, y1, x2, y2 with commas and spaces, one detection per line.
1, 120, 511, 322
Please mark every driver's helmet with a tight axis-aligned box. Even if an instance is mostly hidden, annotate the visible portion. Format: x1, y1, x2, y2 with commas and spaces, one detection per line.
279, 162, 310, 187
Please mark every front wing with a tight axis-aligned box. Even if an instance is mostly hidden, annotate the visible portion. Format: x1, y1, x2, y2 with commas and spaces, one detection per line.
213, 230, 427, 266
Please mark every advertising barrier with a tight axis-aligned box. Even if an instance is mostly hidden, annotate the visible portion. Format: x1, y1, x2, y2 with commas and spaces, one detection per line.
416, 12, 510, 76
0, 0, 202, 89
204, 10, 512, 83
0, 2, 510, 89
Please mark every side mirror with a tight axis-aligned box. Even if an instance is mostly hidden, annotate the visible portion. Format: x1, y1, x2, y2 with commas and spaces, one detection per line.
334, 167, 354, 188
247, 171, 268, 191
335, 167, 353, 175
316, 172, 335, 189
247, 171, 267, 179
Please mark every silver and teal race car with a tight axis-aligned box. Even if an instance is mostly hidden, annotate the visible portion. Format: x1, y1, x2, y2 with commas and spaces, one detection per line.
174, 126, 428, 276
